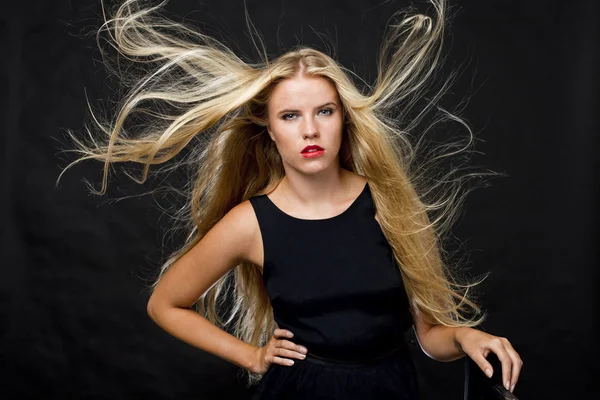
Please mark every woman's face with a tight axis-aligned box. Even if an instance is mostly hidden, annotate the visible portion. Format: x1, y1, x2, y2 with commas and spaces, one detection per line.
266, 74, 343, 176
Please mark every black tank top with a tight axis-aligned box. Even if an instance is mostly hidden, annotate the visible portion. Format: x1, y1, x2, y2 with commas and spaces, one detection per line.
249, 182, 413, 361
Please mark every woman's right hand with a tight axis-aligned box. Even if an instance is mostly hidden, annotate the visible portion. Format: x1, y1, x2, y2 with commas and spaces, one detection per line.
251, 329, 308, 374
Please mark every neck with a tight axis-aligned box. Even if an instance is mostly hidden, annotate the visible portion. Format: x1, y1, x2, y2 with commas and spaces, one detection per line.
278, 166, 351, 207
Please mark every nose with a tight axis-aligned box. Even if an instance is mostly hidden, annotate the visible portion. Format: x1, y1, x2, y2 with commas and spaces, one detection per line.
302, 116, 319, 139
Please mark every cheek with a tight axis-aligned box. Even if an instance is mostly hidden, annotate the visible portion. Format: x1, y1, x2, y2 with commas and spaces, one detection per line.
269, 127, 295, 154
268, 123, 283, 142
270, 121, 296, 142
327, 118, 344, 143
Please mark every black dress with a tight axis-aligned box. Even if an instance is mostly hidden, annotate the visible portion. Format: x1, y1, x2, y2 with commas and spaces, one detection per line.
248, 182, 419, 399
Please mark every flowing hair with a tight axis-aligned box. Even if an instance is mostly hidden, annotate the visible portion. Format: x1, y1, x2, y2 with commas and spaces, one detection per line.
59, 0, 494, 385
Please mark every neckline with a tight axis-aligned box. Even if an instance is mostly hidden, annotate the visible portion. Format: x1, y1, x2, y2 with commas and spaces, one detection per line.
263, 182, 369, 222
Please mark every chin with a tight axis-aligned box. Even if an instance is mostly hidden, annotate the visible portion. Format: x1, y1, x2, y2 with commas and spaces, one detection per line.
282, 153, 340, 175
298, 161, 337, 176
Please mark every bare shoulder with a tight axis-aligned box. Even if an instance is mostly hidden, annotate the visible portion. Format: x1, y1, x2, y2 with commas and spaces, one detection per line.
147, 199, 263, 310
222, 200, 258, 235
217, 200, 263, 267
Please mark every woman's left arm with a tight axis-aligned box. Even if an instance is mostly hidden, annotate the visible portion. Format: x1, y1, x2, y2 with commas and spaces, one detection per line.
412, 312, 523, 393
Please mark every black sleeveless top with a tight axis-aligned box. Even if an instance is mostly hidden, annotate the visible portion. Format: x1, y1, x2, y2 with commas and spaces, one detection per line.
249, 182, 413, 361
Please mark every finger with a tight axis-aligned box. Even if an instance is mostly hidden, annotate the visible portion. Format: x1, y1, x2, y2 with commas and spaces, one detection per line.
469, 351, 494, 379
482, 347, 491, 359
272, 355, 295, 366
276, 347, 307, 360
502, 340, 523, 392
272, 338, 283, 349
488, 338, 513, 391
278, 339, 308, 354
273, 329, 294, 338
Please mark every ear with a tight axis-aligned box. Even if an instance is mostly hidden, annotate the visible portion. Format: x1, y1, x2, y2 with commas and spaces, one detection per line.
266, 125, 275, 141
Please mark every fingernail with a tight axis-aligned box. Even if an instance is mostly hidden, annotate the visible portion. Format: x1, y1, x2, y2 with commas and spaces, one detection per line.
510, 384, 515, 392
300, 347, 307, 353
485, 369, 492, 378
288, 332, 294, 337
299, 354, 306, 359
287, 360, 294, 365
505, 381, 510, 390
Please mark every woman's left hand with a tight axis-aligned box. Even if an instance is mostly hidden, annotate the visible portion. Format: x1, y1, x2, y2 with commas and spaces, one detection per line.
455, 328, 523, 393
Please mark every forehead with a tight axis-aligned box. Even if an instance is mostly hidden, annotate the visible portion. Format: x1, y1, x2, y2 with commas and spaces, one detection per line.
268, 75, 338, 109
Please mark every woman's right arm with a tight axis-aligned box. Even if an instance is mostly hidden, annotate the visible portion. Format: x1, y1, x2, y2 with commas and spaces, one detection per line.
146, 200, 263, 372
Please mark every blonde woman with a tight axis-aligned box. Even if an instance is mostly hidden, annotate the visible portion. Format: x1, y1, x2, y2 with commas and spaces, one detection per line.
62, 0, 522, 398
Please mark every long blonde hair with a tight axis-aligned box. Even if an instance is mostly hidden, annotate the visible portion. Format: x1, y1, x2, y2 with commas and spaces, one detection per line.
60, 0, 492, 385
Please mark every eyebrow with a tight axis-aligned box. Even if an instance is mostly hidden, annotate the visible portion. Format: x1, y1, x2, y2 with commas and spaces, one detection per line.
276, 102, 339, 116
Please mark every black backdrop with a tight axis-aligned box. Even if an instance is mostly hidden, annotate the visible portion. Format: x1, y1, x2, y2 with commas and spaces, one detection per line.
1, 0, 598, 399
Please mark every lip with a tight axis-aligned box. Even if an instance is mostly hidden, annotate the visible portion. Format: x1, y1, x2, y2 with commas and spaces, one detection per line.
301, 150, 325, 158
301, 145, 324, 154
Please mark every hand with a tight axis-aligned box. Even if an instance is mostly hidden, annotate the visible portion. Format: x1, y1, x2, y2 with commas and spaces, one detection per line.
456, 328, 523, 393
251, 329, 308, 374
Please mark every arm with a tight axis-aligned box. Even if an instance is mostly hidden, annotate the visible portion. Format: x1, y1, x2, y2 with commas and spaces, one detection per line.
412, 308, 523, 393
412, 308, 466, 362
146, 201, 261, 372
374, 211, 467, 362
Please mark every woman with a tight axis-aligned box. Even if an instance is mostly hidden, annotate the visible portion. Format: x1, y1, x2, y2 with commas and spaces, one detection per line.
61, 0, 522, 398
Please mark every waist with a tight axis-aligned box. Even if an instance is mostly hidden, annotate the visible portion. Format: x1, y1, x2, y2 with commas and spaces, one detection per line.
303, 342, 408, 367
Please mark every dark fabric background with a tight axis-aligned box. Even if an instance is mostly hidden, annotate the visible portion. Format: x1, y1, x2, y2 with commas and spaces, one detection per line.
1, 0, 597, 399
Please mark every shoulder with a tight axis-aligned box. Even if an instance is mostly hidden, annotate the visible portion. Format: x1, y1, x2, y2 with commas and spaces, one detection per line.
146, 201, 262, 310
215, 199, 262, 266
220, 200, 259, 240
347, 172, 379, 223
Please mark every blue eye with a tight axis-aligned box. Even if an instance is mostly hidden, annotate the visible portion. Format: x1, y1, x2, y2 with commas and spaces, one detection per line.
281, 109, 333, 120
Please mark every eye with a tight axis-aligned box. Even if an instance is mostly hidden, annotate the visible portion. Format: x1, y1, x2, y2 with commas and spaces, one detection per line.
318, 108, 333, 116
282, 113, 297, 121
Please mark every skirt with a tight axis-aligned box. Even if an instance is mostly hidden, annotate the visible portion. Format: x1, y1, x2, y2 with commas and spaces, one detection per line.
251, 344, 419, 400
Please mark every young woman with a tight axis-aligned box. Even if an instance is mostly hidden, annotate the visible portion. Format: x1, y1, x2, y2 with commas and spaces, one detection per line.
62, 0, 522, 398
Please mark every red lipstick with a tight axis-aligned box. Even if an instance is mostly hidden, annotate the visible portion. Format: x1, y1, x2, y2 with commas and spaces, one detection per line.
301, 145, 325, 158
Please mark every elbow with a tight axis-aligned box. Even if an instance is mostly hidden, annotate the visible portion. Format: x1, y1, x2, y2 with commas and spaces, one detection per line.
416, 339, 451, 362
415, 334, 439, 361
412, 325, 432, 359
146, 294, 164, 322
146, 298, 157, 321
413, 325, 465, 363
147, 294, 184, 323
413, 325, 445, 362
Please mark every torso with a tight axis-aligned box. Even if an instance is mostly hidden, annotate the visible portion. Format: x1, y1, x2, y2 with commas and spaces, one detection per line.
244, 171, 379, 273
246, 174, 412, 361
